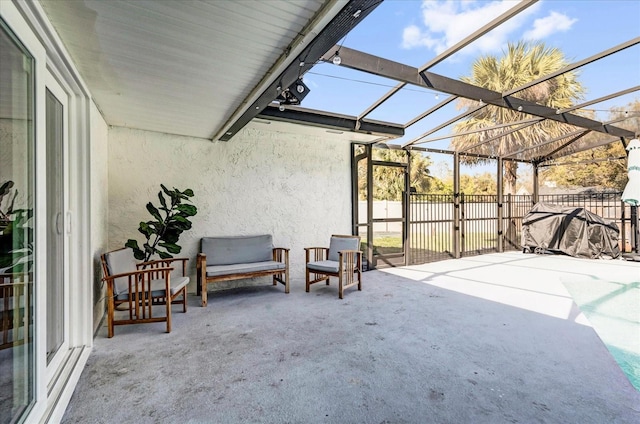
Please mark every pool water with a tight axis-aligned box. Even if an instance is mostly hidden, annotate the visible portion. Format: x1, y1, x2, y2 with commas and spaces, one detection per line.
562, 277, 640, 391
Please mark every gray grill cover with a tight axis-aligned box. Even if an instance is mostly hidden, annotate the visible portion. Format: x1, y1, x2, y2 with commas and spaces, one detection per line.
521, 203, 620, 259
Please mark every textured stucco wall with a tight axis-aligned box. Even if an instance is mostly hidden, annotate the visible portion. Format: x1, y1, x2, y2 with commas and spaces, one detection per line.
108, 125, 352, 293
90, 102, 109, 333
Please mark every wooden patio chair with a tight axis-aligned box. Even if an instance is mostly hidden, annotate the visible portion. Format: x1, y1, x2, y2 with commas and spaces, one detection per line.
304, 235, 362, 299
1, 272, 30, 350
101, 247, 189, 338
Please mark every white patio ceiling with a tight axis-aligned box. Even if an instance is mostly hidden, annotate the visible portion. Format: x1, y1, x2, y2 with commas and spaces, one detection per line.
40, 0, 350, 140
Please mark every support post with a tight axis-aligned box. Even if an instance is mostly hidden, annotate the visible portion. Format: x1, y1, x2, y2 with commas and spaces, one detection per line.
366, 144, 374, 269
532, 162, 539, 205
497, 157, 504, 252
404, 149, 411, 265
453, 151, 461, 258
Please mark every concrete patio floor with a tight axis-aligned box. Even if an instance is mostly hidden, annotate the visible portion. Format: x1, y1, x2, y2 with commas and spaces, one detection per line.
62, 252, 640, 424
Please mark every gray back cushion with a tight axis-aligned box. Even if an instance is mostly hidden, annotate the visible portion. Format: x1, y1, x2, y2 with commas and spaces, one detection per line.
201, 235, 273, 265
105, 248, 138, 295
328, 236, 360, 261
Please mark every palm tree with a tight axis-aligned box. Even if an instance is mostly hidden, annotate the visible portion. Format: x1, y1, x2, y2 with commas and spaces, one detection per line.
357, 148, 434, 200
450, 41, 585, 194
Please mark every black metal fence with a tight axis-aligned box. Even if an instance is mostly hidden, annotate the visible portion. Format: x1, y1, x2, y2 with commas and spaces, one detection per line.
409, 192, 638, 265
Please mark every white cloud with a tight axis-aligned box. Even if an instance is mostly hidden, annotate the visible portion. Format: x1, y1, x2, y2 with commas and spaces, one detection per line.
401, 0, 541, 56
402, 25, 438, 49
523, 11, 577, 40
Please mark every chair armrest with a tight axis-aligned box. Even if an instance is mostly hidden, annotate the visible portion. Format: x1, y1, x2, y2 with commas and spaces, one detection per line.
273, 248, 290, 265
196, 253, 207, 269
304, 247, 328, 263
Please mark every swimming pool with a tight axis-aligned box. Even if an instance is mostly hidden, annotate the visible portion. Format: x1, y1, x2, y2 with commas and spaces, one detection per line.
562, 275, 640, 391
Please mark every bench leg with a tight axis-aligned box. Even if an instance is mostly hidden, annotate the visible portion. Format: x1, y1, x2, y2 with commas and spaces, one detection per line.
201, 283, 208, 307
285, 267, 290, 294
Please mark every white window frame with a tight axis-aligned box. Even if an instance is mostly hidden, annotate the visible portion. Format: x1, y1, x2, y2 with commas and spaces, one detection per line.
0, 1, 94, 423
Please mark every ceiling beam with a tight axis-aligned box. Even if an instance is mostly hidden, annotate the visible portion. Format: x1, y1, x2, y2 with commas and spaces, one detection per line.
411, 117, 543, 145
322, 46, 426, 86
402, 105, 486, 147
340, 0, 539, 121
419, 71, 636, 139
503, 127, 589, 158
539, 155, 626, 168
534, 115, 634, 160
320, 44, 637, 144
502, 37, 640, 97
459, 120, 544, 153
404, 95, 457, 128
556, 85, 640, 114
539, 137, 619, 163
258, 104, 404, 137
534, 131, 591, 162
216, 0, 382, 141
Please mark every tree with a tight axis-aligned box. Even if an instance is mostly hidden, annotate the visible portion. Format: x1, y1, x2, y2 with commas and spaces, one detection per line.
449, 41, 585, 194
541, 99, 640, 190
357, 148, 436, 201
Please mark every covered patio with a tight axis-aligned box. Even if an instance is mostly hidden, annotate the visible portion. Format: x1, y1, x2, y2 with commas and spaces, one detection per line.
62, 252, 639, 423
1, 1, 639, 422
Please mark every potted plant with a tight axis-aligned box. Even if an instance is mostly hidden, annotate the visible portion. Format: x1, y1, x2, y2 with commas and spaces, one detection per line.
0, 180, 33, 273
125, 184, 197, 262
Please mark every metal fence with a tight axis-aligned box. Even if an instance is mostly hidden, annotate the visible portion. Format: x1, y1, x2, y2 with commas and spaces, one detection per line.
409, 194, 455, 264
409, 192, 638, 265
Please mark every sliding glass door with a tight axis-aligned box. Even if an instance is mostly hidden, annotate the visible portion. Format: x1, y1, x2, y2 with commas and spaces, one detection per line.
0, 18, 35, 424
45, 77, 69, 375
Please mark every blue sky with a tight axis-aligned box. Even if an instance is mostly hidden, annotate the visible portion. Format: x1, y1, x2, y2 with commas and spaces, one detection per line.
300, 0, 640, 152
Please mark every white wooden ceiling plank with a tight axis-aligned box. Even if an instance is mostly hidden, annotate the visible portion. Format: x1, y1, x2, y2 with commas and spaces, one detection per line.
39, 0, 331, 139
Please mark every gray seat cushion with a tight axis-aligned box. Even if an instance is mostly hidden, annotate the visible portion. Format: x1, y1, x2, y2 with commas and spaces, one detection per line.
115, 276, 189, 301
201, 235, 273, 265
328, 237, 360, 261
206, 261, 285, 277
307, 260, 340, 274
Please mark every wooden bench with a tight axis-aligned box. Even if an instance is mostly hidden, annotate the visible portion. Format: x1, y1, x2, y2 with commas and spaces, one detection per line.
196, 234, 289, 307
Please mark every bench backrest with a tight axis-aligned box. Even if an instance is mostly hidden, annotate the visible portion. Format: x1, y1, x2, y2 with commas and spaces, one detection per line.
201, 235, 274, 265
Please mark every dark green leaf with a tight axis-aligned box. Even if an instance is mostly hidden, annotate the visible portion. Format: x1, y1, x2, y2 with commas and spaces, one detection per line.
168, 220, 191, 231
125, 239, 139, 250
146, 202, 162, 221
160, 229, 180, 244
176, 204, 197, 216
132, 248, 145, 261
159, 242, 181, 254
138, 222, 154, 238
171, 215, 189, 223
161, 184, 172, 197
182, 189, 194, 197
158, 192, 167, 210
157, 251, 172, 259
0, 180, 14, 196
